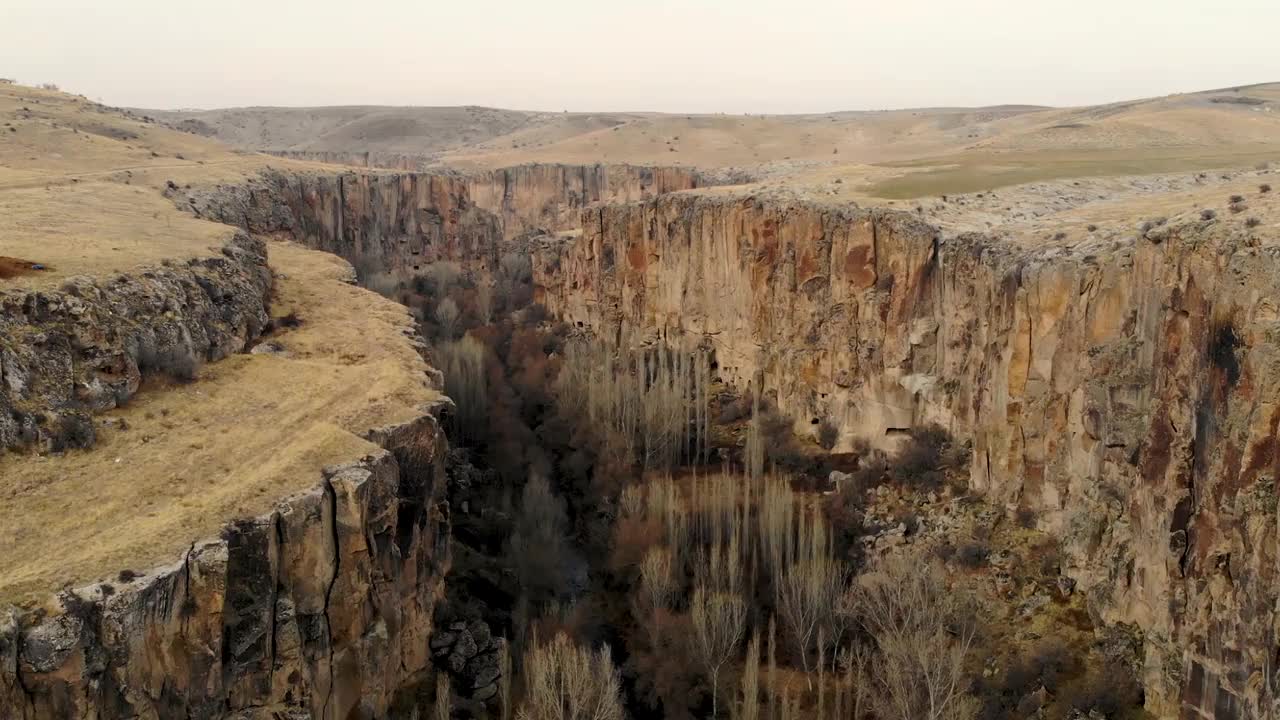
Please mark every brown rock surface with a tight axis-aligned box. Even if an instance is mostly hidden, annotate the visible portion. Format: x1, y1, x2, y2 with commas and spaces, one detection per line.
534, 190, 1280, 718
0, 410, 451, 719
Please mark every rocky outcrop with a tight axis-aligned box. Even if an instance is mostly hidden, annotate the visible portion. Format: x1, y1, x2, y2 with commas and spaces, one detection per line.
429, 619, 505, 704
535, 192, 1280, 719
465, 164, 705, 240
185, 164, 704, 281
0, 408, 452, 719
0, 232, 272, 451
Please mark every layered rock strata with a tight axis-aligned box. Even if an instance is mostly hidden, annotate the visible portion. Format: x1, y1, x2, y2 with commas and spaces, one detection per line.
187, 164, 703, 277
0, 409, 451, 719
533, 192, 1280, 719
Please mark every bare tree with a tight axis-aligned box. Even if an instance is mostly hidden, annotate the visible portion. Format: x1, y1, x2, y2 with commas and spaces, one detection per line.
847, 555, 978, 720
519, 632, 625, 720
777, 555, 845, 687
435, 673, 451, 720
767, 617, 778, 720
745, 383, 765, 482
497, 252, 533, 308
435, 297, 460, 339
476, 282, 494, 324
836, 644, 871, 720
499, 640, 513, 720
436, 336, 487, 441
635, 546, 676, 644
424, 261, 462, 295
691, 586, 748, 718
740, 630, 761, 720
557, 336, 711, 472
508, 474, 572, 610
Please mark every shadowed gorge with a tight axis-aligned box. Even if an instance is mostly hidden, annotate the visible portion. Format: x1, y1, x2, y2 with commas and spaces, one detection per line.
2, 78, 1280, 720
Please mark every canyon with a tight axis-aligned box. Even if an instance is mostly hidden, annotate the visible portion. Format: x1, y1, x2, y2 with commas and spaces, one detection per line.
188, 160, 1280, 718
2, 81, 1279, 719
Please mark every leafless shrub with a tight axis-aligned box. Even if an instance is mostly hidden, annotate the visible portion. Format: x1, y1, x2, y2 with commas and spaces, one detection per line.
519, 632, 624, 720
1230, 194, 1246, 204
365, 271, 400, 297
1201, 209, 1217, 221
38, 82, 59, 91
691, 586, 748, 717
848, 554, 979, 720
1261, 183, 1272, 194
50, 413, 96, 452
1230, 202, 1249, 214
1246, 217, 1262, 228
956, 540, 990, 568
817, 420, 839, 450
137, 344, 200, 383
890, 424, 964, 490
716, 393, 753, 424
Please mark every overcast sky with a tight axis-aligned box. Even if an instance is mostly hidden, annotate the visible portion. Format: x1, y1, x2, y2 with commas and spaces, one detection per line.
4, 0, 1278, 113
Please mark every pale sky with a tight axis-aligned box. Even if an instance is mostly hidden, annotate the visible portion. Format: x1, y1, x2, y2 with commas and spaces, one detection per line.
3, 0, 1278, 113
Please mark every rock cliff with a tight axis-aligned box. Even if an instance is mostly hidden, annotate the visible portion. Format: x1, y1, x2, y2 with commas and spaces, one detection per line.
534, 192, 1280, 719
0, 409, 451, 719
0, 232, 272, 452
187, 164, 704, 277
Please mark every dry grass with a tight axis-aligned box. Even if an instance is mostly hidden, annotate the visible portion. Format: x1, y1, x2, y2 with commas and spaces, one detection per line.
0, 182, 233, 288
0, 83, 330, 290
0, 240, 439, 605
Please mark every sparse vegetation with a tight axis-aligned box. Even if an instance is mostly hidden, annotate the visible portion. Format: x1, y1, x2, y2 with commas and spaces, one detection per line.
50, 412, 95, 452
817, 419, 839, 450
136, 343, 201, 383
519, 633, 625, 720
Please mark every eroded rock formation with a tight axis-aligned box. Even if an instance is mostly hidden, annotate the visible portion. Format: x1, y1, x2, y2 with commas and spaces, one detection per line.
0, 410, 452, 719
0, 232, 272, 451
187, 163, 704, 277
534, 192, 1280, 719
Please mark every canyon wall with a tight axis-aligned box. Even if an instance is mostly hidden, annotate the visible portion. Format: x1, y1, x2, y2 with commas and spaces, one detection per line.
0, 232, 272, 451
0, 409, 452, 719
191, 164, 704, 278
534, 193, 1280, 719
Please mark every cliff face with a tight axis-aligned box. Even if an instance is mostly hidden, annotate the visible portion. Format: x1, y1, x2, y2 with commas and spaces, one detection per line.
0, 232, 272, 451
0, 411, 451, 719
535, 193, 1280, 719
188, 164, 703, 277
